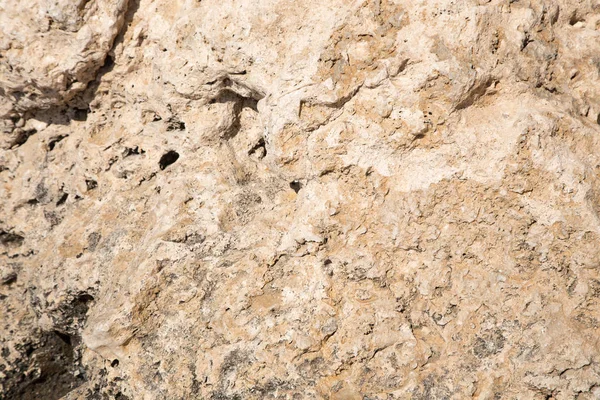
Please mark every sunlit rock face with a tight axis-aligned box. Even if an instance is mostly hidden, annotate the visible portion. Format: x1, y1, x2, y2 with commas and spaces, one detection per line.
2, 0, 600, 398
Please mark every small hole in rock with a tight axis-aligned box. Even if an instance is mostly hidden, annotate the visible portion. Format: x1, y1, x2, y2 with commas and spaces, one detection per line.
73, 108, 89, 121
248, 138, 267, 159
111, 359, 120, 367
48, 135, 67, 151
77, 293, 94, 304
123, 146, 145, 157
159, 151, 180, 170
54, 331, 72, 347
85, 179, 98, 191
56, 192, 68, 206
2, 273, 17, 285
569, 12, 584, 25
102, 54, 115, 70
324, 259, 332, 266
166, 118, 186, 131
290, 180, 302, 193
12, 129, 37, 148
597, 113, 600, 125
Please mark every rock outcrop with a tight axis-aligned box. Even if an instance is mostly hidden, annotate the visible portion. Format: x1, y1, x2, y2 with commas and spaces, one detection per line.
2, 0, 600, 398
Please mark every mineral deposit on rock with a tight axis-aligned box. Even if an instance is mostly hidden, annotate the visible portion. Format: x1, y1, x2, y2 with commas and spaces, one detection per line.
2, 0, 600, 399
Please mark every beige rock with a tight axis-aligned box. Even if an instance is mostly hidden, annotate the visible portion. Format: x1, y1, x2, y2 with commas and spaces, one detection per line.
2, 0, 600, 399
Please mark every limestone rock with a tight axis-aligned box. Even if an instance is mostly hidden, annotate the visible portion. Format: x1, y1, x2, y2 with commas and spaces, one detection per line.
2, 0, 600, 399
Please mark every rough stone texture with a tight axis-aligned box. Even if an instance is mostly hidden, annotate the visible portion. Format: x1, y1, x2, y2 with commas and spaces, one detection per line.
2, 0, 600, 399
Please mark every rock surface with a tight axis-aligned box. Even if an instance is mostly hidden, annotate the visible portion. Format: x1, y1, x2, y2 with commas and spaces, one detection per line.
2, 0, 600, 398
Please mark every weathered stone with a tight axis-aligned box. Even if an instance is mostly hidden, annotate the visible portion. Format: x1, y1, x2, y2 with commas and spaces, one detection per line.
2, 0, 600, 398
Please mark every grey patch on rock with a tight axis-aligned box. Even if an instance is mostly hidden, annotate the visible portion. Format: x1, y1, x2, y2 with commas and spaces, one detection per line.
0, 230, 24, 248
411, 375, 451, 400
473, 329, 506, 358
2, 331, 87, 400
87, 232, 101, 252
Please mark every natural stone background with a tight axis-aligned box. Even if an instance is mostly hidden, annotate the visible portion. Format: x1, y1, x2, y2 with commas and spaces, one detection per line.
2, 0, 600, 398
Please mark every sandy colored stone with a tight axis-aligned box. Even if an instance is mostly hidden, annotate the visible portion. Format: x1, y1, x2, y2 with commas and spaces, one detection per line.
2, 0, 600, 399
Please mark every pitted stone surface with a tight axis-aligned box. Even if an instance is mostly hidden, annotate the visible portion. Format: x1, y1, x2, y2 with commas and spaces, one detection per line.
2, 0, 600, 399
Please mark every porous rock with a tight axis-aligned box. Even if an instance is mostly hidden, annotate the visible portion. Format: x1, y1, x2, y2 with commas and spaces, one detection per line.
2, 0, 600, 399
